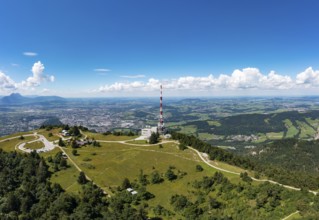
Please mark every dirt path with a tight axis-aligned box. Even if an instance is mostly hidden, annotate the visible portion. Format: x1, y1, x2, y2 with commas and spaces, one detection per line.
189, 146, 318, 195
281, 211, 300, 220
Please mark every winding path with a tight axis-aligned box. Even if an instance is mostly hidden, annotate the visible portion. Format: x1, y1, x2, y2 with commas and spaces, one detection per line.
16, 133, 56, 153
189, 146, 318, 195
281, 211, 300, 220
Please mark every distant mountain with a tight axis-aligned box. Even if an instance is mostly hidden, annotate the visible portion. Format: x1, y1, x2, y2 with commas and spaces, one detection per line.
0, 93, 65, 105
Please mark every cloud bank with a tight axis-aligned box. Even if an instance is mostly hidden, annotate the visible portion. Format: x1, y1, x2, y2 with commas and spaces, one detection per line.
98, 67, 319, 94
0, 61, 55, 93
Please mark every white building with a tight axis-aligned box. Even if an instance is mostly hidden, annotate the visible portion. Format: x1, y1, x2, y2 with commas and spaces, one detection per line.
141, 126, 158, 139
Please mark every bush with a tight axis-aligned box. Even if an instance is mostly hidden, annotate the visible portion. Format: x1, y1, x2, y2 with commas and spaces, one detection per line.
77, 171, 87, 184
165, 168, 177, 181
72, 149, 77, 156
196, 165, 204, 172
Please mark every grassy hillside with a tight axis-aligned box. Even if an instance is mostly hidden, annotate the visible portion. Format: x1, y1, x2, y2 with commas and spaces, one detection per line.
2, 129, 319, 219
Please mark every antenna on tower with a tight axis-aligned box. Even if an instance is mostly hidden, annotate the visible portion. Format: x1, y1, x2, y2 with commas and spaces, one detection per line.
158, 84, 164, 134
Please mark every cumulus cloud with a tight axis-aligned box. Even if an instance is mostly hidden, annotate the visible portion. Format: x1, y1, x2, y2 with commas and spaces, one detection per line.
23, 52, 38, 57
20, 61, 55, 87
0, 61, 55, 93
97, 68, 301, 94
0, 72, 17, 91
296, 67, 319, 87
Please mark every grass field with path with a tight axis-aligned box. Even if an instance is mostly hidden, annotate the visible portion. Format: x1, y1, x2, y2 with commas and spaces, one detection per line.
0, 136, 35, 151
24, 141, 45, 150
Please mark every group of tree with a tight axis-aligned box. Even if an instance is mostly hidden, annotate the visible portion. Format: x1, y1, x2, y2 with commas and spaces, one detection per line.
47, 151, 68, 171
0, 150, 154, 219
169, 171, 319, 219
113, 130, 136, 136
171, 132, 255, 170
171, 131, 319, 190
149, 132, 159, 144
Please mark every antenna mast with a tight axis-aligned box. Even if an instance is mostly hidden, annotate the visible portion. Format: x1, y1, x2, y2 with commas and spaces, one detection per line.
159, 84, 164, 134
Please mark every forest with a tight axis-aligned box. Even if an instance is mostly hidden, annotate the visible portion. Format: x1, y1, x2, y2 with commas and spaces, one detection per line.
2, 149, 319, 219
181, 110, 319, 136
0, 149, 149, 219
171, 132, 319, 190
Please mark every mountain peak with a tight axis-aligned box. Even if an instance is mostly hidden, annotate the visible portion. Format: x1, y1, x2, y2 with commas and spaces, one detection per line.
9, 93, 23, 97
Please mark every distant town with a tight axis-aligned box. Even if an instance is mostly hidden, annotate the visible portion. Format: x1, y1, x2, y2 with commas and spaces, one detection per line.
1, 93, 319, 138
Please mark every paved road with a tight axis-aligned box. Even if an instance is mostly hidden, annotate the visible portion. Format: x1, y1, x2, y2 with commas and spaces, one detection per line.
16, 133, 56, 153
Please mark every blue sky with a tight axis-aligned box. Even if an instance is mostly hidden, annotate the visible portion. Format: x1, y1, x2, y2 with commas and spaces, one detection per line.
1, 0, 319, 97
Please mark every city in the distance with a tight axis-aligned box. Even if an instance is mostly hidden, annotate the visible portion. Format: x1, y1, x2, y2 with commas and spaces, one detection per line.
1, 1, 319, 219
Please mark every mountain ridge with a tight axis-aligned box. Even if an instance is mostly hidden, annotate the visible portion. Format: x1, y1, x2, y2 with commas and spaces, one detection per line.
0, 93, 65, 105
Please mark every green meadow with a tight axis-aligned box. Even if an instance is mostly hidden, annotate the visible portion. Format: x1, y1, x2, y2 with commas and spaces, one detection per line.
24, 141, 44, 150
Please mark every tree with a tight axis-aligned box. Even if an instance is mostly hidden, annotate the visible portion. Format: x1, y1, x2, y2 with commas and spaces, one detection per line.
170, 194, 189, 211
151, 171, 163, 184
93, 140, 101, 147
240, 172, 252, 183
165, 168, 177, 181
149, 132, 159, 144
19, 135, 25, 140
71, 140, 78, 149
122, 178, 131, 189
58, 138, 65, 147
60, 158, 67, 169
196, 165, 204, 172
72, 149, 78, 156
78, 171, 88, 184
128, 131, 135, 136
208, 197, 222, 209
48, 132, 53, 137
139, 169, 149, 186
3, 192, 20, 213
179, 142, 187, 150
63, 124, 70, 130
72, 126, 81, 137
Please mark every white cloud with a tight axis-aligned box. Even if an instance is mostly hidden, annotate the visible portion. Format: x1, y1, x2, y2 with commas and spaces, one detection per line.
23, 52, 38, 57
20, 61, 55, 87
94, 68, 111, 72
296, 67, 319, 87
121, 74, 145, 79
96, 67, 303, 94
0, 71, 17, 91
0, 61, 55, 93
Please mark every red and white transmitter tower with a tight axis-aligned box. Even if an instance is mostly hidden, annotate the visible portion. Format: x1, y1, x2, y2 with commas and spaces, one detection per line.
158, 84, 164, 134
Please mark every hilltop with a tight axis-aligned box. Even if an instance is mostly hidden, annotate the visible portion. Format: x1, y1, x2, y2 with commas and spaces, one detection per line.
1, 126, 319, 219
